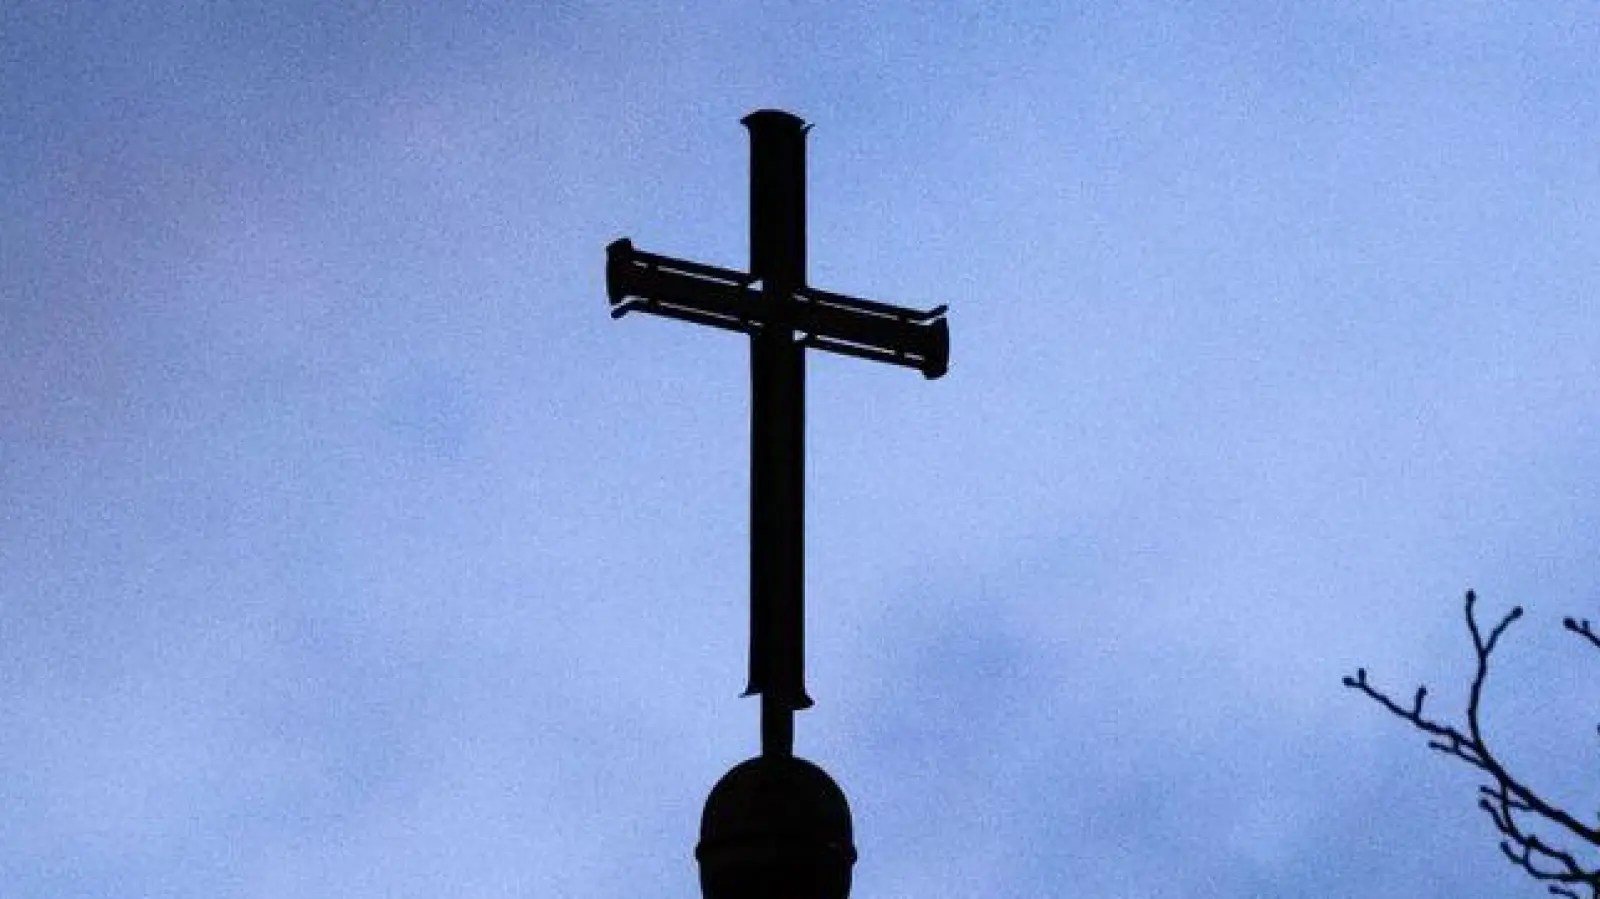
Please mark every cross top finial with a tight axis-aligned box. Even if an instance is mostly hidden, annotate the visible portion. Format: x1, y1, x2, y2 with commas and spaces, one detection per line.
741, 108, 808, 129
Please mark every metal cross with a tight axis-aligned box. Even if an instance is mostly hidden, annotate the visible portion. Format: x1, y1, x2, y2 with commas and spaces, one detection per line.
606, 109, 949, 758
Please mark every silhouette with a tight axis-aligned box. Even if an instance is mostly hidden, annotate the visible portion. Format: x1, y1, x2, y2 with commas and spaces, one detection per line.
607, 110, 949, 899
1345, 590, 1600, 897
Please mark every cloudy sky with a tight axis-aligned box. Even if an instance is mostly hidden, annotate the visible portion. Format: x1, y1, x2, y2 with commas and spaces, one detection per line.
4, 2, 1599, 896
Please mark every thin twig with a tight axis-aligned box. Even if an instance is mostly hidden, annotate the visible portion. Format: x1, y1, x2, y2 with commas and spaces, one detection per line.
1344, 590, 1600, 897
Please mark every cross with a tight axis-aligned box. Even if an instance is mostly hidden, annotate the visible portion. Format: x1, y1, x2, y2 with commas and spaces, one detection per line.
606, 110, 949, 758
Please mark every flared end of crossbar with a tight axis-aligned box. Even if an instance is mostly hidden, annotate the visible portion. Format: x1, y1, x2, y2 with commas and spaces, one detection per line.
922, 316, 950, 380
605, 238, 634, 307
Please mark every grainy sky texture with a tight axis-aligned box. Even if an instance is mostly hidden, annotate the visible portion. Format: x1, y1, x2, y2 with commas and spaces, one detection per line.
4, 3, 1599, 897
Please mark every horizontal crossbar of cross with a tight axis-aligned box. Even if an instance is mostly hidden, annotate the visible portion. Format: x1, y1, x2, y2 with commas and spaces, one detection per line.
607, 238, 949, 380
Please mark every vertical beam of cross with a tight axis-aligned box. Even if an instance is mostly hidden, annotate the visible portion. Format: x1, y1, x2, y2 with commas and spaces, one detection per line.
605, 110, 949, 762
743, 110, 811, 758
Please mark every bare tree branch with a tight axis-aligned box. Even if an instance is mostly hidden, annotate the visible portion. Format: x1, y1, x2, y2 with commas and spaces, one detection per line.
1344, 590, 1600, 897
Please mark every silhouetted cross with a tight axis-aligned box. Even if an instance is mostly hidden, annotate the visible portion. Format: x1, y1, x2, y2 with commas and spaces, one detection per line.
606, 110, 949, 758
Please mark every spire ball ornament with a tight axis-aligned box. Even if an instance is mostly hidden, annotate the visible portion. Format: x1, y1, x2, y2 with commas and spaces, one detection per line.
697, 756, 856, 899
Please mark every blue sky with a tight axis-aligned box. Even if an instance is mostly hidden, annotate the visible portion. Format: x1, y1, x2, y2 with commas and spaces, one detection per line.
4, 2, 1598, 896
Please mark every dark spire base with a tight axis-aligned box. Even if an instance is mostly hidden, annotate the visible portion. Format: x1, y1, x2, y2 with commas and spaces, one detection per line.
696, 756, 856, 899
